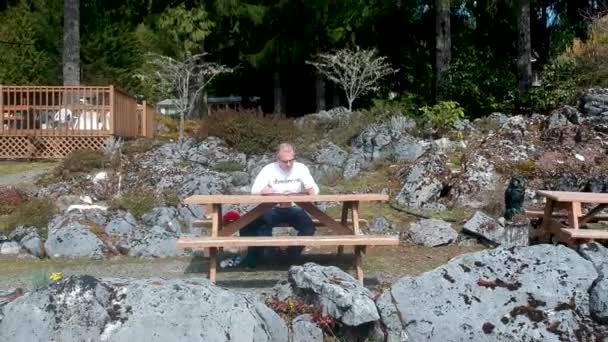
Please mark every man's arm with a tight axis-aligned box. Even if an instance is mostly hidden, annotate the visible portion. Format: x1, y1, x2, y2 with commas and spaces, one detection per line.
251, 165, 276, 194
300, 165, 320, 195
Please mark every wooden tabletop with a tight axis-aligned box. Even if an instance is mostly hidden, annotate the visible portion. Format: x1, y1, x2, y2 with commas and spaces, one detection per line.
537, 190, 608, 203
184, 193, 389, 205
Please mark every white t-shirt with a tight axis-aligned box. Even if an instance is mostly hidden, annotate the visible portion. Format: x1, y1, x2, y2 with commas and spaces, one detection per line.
251, 162, 320, 195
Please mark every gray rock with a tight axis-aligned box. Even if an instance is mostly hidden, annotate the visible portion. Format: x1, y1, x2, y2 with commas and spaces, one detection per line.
44, 216, 109, 258
488, 112, 510, 127
8, 226, 43, 257
405, 219, 458, 247
368, 216, 391, 234
547, 108, 573, 129
0, 275, 113, 342
578, 242, 608, 323
229, 171, 251, 186
141, 207, 183, 233
179, 172, 229, 197
0, 241, 21, 255
314, 141, 348, 168
288, 263, 379, 326
0, 276, 288, 342
580, 88, 608, 116
343, 152, 369, 179
292, 314, 323, 342
117, 225, 185, 257
463, 211, 529, 247
392, 136, 428, 162
105, 211, 138, 235
395, 153, 448, 210
377, 245, 599, 342
270, 280, 296, 301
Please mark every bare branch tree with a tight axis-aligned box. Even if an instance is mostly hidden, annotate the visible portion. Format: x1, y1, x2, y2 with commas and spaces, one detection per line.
136, 53, 234, 140
307, 47, 398, 112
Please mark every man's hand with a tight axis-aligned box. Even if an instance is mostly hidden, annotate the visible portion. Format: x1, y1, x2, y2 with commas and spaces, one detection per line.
305, 187, 316, 195
260, 184, 275, 195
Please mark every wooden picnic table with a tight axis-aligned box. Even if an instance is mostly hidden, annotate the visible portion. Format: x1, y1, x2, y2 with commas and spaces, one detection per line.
179, 193, 399, 283
537, 190, 608, 244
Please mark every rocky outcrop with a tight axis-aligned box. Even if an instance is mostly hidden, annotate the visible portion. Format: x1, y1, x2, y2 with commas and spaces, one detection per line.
403, 219, 458, 247
288, 263, 379, 326
377, 245, 601, 341
0, 276, 288, 342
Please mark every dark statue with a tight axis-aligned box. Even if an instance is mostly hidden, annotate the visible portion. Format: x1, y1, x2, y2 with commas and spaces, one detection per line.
504, 176, 526, 220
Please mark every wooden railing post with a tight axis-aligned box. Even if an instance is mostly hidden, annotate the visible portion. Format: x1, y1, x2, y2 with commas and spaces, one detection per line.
109, 85, 115, 135
0, 85, 3, 134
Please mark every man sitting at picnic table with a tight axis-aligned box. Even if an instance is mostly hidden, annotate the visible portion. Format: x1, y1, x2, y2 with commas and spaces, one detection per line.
238, 142, 320, 268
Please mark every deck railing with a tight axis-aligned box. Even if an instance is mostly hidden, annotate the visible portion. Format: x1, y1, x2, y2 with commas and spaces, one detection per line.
0, 85, 151, 138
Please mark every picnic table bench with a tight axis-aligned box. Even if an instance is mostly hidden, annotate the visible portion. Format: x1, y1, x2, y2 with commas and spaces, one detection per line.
533, 190, 608, 245
177, 194, 399, 283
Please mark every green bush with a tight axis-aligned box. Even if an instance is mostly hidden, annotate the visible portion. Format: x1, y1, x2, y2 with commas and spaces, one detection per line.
56, 149, 108, 178
529, 59, 579, 113
202, 110, 297, 155
3, 198, 55, 234
419, 101, 465, 129
110, 190, 160, 219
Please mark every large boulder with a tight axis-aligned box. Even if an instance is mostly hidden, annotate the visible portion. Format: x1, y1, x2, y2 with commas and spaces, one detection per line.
44, 216, 109, 258
288, 263, 379, 326
580, 88, 608, 118
377, 245, 599, 342
578, 242, 608, 323
0, 276, 288, 342
394, 153, 450, 210
404, 219, 458, 247
8, 226, 43, 258
463, 211, 529, 247
116, 225, 185, 258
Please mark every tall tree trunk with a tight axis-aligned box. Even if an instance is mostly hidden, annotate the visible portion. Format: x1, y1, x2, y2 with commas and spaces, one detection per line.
273, 43, 282, 114
332, 83, 340, 109
435, 0, 451, 102
190, 40, 209, 119
517, 0, 532, 107
63, 0, 80, 85
315, 9, 326, 112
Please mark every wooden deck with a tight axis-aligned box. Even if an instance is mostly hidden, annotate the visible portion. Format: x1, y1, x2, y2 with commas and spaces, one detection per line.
0, 85, 156, 159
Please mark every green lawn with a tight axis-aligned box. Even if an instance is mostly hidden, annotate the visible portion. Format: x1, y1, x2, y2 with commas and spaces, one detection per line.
0, 161, 57, 176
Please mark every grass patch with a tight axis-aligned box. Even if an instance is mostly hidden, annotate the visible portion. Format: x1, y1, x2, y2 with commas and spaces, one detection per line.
110, 189, 161, 219
1, 198, 55, 235
0, 161, 57, 177
211, 161, 245, 173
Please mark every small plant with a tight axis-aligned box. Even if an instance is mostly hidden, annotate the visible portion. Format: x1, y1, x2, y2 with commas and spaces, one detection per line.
211, 161, 245, 173
4, 198, 55, 235
110, 189, 160, 219
122, 139, 161, 156
266, 296, 337, 336
30, 270, 51, 290
102, 137, 123, 158
56, 149, 108, 178
162, 190, 182, 207
419, 101, 465, 130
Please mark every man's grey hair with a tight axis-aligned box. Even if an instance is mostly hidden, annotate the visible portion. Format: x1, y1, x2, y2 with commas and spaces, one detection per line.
276, 143, 295, 156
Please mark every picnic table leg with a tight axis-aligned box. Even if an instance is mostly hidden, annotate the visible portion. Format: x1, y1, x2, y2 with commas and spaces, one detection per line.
351, 201, 361, 235
540, 199, 555, 243
209, 204, 222, 282
209, 247, 218, 283
354, 246, 365, 284
567, 202, 581, 230
338, 202, 351, 255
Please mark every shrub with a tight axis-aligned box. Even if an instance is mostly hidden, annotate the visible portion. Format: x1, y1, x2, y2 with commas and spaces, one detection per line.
266, 296, 337, 335
110, 190, 160, 219
122, 139, 161, 156
56, 149, 108, 178
0, 186, 27, 215
419, 101, 465, 130
162, 190, 182, 207
3, 198, 55, 234
202, 110, 297, 155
